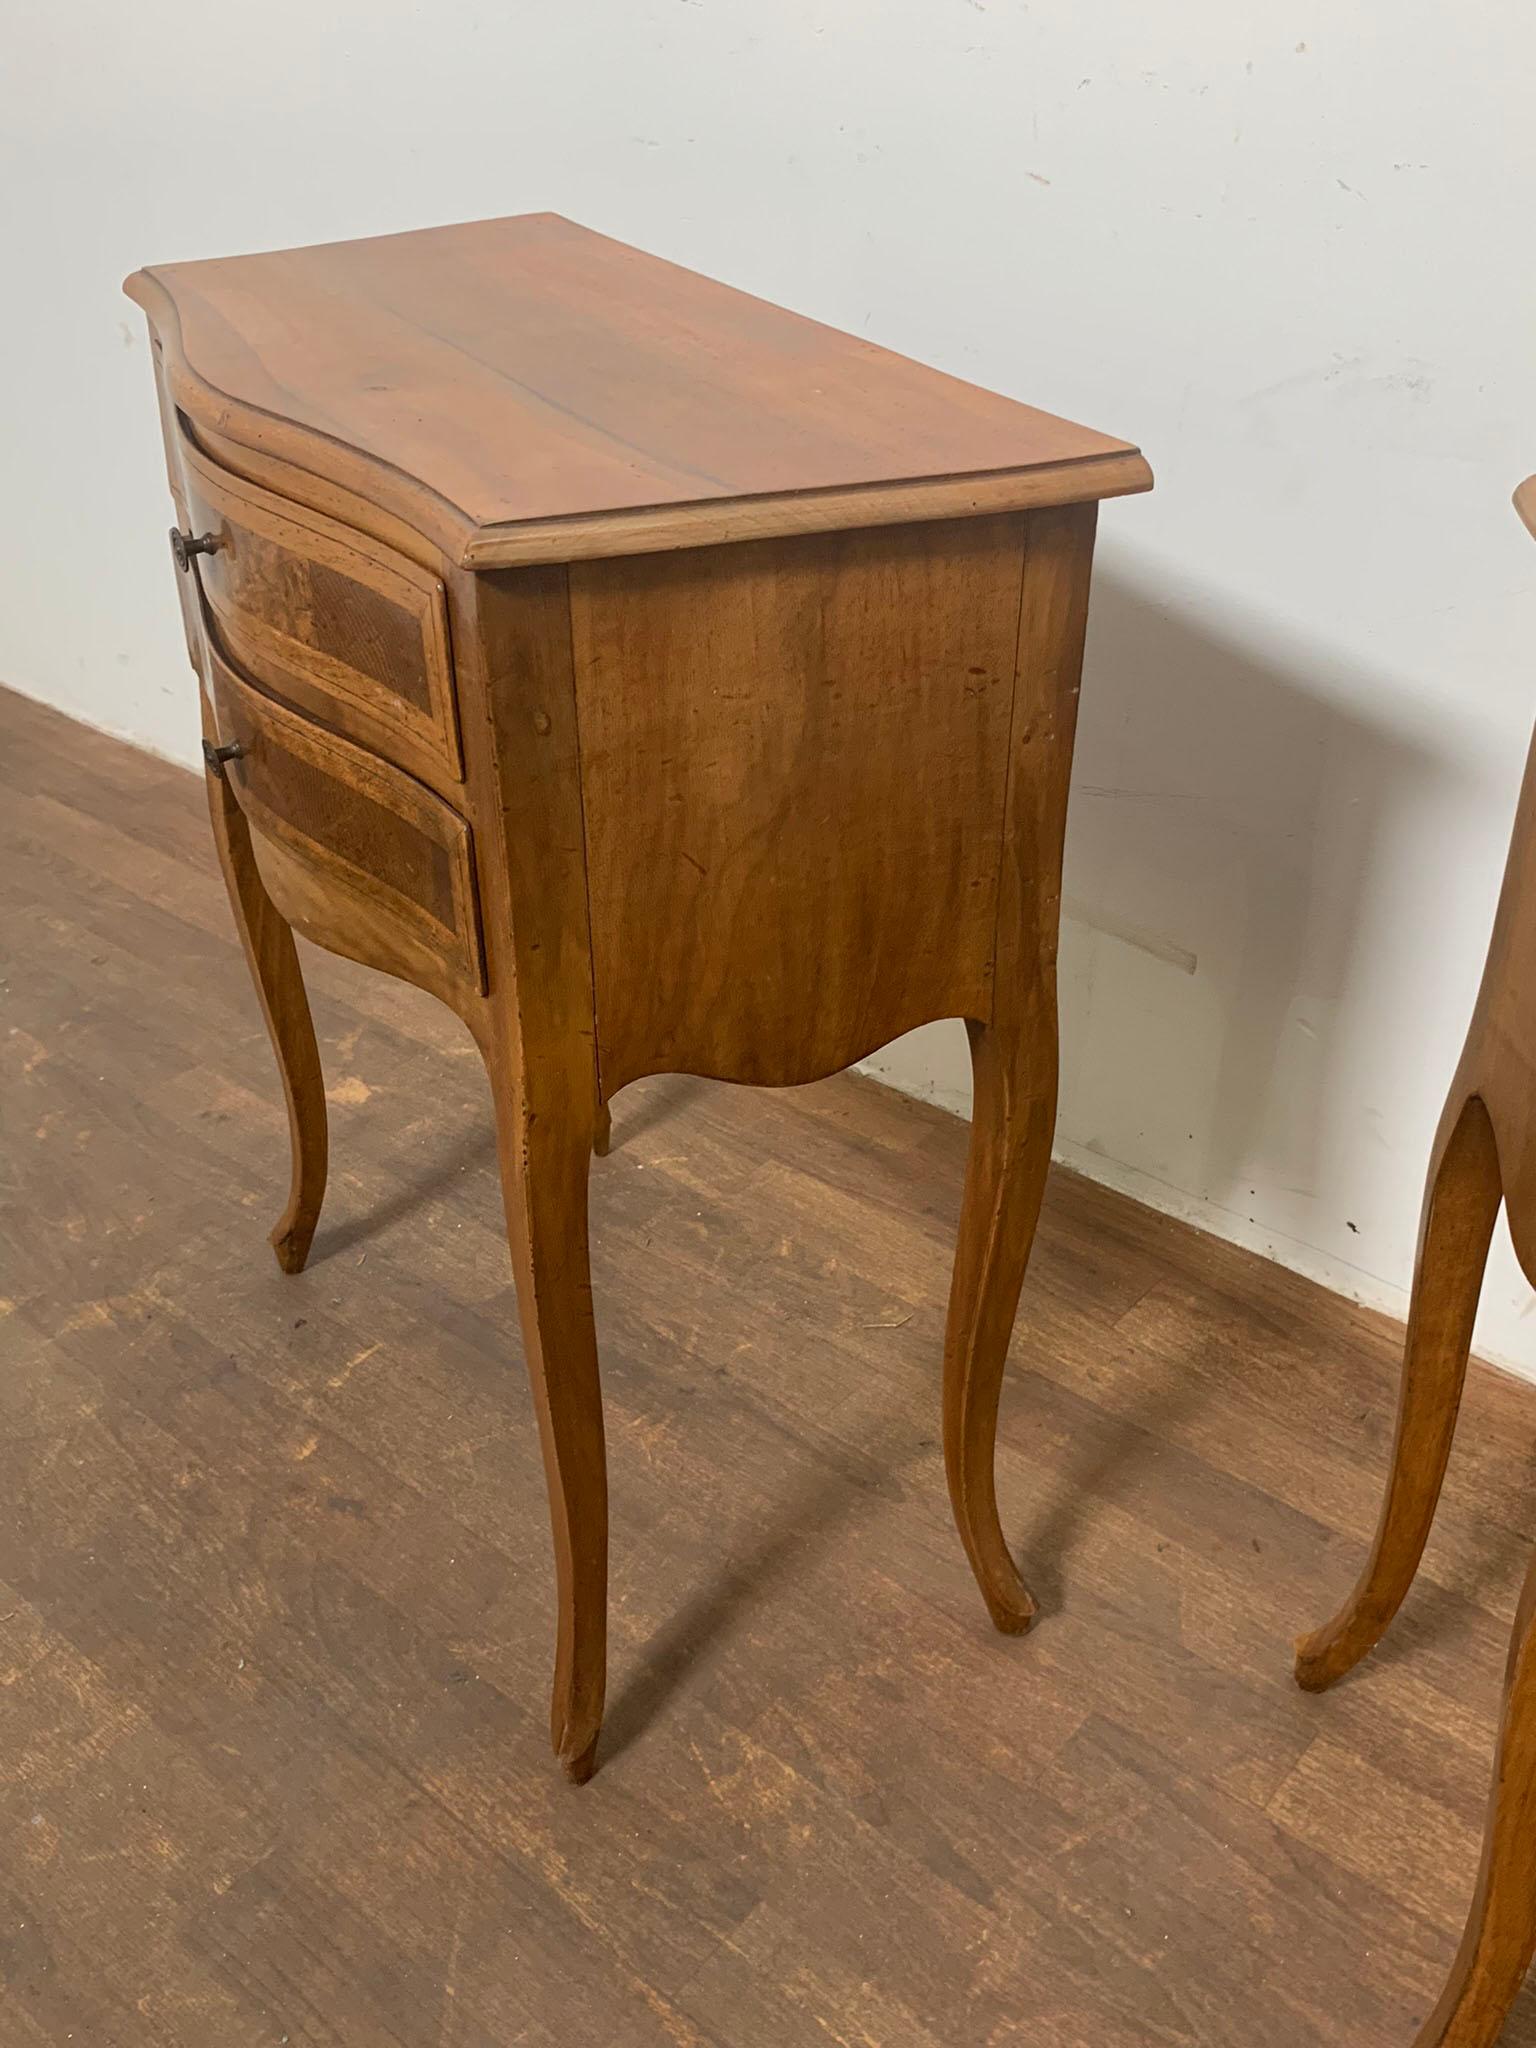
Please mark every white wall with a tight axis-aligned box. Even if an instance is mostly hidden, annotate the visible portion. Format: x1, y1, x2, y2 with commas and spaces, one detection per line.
8, 3, 1536, 1366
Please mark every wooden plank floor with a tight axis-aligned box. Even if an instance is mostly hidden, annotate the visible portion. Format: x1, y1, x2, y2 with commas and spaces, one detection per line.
6, 679, 1536, 2047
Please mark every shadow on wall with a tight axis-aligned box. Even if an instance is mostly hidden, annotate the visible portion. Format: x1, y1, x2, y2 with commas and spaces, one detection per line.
865, 550, 1491, 1298
1057, 555, 1477, 1246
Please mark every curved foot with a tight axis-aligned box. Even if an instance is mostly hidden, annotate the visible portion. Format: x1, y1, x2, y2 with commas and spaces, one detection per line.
943, 1015, 1052, 1635
1294, 1094, 1500, 1694
1294, 1628, 1360, 1695
560, 1733, 600, 1786
1293, 1631, 1353, 1694
270, 1214, 320, 1275
593, 1099, 612, 1159
978, 1557, 1039, 1637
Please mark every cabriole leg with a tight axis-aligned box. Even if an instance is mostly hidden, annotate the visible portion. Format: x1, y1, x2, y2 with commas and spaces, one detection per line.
1296, 1092, 1502, 1691
942, 1012, 1053, 1634
201, 691, 328, 1274
485, 1043, 608, 1782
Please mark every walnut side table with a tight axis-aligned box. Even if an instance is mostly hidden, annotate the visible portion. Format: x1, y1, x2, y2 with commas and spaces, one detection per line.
127, 213, 1151, 1780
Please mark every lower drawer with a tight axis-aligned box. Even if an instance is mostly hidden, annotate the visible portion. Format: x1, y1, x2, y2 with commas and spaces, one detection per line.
204, 648, 485, 999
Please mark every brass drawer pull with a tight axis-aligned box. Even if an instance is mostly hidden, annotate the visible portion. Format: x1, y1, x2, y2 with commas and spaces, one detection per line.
170, 525, 220, 572
201, 737, 245, 777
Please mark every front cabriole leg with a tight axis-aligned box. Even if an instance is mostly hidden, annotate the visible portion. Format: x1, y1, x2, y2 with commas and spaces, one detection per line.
453, 562, 611, 1779
484, 1036, 608, 1781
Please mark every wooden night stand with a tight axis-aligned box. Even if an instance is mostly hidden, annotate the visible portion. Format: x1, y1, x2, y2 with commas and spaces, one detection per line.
126, 213, 1151, 1781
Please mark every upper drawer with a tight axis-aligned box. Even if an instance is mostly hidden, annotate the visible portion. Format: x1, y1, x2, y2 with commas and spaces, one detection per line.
176, 435, 462, 786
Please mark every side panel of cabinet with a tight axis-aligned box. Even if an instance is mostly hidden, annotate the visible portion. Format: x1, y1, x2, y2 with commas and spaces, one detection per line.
569, 515, 1028, 1092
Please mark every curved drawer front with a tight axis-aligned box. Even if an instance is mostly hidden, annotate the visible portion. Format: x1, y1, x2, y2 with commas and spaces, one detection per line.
205, 649, 484, 997
180, 436, 461, 786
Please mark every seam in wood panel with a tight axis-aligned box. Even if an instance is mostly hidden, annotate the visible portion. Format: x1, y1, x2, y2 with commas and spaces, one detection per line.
987, 515, 1035, 1027
562, 563, 606, 1110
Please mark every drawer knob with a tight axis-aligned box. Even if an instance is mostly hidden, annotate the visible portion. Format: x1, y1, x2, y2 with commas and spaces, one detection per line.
202, 737, 245, 777
170, 525, 220, 572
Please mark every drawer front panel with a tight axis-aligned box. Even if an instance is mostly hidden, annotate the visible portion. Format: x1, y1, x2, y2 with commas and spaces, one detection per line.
180, 436, 462, 785
206, 649, 483, 996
